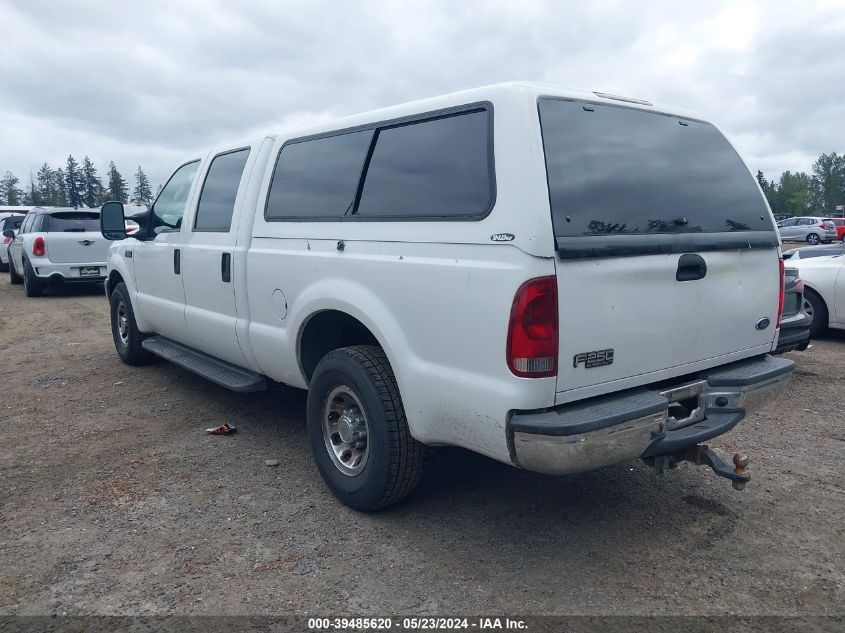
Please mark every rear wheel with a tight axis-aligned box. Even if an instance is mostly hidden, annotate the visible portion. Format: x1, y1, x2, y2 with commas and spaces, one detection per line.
110, 282, 154, 365
307, 345, 423, 511
22, 259, 44, 297
9, 255, 22, 284
804, 288, 827, 338
806, 233, 820, 245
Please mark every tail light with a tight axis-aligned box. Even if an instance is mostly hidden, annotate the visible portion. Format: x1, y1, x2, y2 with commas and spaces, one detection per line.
2, 236, 10, 245
507, 276, 558, 378
32, 236, 45, 257
776, 259, 785, 328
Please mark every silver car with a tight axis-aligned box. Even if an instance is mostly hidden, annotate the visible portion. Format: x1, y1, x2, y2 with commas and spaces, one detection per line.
776, 216, 837, 245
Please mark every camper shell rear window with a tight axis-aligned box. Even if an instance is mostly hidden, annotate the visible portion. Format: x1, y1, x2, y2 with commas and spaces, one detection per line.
538, 98, 777, 258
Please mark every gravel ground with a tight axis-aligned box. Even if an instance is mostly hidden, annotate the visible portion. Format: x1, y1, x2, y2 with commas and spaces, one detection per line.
0, 275, 843, 617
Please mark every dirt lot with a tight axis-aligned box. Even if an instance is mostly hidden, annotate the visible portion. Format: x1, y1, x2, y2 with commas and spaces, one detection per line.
0, 276, 843, 617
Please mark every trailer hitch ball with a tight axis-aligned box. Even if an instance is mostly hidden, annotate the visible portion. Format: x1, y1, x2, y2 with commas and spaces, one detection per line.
732, 453, 749, 491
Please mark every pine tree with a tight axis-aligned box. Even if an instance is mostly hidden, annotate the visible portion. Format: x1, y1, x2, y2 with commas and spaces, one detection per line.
36, 163, 56, 205
131, 166, 153, 206
80, 156, 104, 207
0, 171, 23, 205
65, 155, 85, 207
54, 168, 68, 207
27, 176, 40, 206
106, 161, 129, 203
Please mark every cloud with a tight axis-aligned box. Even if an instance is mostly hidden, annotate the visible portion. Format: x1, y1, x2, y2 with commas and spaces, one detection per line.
0, 0, 843, 188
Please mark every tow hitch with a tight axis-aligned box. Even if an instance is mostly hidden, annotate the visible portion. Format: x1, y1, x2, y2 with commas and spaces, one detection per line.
650, 445, 750, 490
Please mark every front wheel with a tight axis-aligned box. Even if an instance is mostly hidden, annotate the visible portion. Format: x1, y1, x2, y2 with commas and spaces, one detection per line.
306, 345, 423, 511
804, 288, 827, 338
806, 233, 821, 245
110, 282, 154, 365
22, 259, 44, 297
9, 255, 22, 284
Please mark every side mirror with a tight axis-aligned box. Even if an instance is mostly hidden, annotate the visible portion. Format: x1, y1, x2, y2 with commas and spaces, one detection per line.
101, 201, 127, 240
2, 229, 14, 239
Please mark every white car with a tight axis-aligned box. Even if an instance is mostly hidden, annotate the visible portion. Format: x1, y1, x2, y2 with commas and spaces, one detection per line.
6, 207, 110, 296
0, 214, 26, 272
97, 82, 793, 510
786, 246, 845, 337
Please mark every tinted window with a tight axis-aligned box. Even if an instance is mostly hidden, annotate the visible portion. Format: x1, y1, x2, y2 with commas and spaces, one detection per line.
1, 216, 24, 230
194, 149, 250, 231
266, 130, 373, 219
45, 211, 99, 232
20, 214, 33, 233
539, 100, 771, 237
152, 161, 201, 233
356, 109, 492, 217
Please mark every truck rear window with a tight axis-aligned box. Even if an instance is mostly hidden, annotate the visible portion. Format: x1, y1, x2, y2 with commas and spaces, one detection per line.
538, 99, 775, 257
45, 212, 100, 232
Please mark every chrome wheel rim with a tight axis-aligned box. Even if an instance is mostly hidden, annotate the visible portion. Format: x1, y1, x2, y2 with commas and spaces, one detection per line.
322, 385, 369, 476
808, 234, 819, 245
116, 301, 130, 346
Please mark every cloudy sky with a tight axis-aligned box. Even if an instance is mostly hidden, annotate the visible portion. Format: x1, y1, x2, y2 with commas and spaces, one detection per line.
1, 0, 843, 189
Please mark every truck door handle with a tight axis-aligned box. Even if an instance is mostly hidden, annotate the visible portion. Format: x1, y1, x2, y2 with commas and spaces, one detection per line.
221, 252, 231, 283
676, 253, 706, 282
173, 248, 181, 274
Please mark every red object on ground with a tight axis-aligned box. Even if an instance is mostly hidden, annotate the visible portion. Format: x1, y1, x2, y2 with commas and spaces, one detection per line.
205, 423, 237, 435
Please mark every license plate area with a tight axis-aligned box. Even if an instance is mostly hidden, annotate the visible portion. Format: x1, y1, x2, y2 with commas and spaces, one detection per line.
79, 266, 100, 277
660, 380, 707, 431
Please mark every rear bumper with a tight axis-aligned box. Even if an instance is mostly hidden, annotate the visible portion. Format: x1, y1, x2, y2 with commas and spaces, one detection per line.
31, 260, 107, 282
510, 354, 794, 476
773, 314, 812, 354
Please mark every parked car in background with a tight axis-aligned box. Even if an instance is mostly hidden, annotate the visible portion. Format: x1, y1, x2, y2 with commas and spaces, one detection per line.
773, 213, 794, 223
5, 207, 109, 296
783, 243, 845, 261
98, 82, 792, 510
0, 206, 34, 220
776, 217, 837, 245
788, 248, 845, 337
773, 266, 811, 354
827, 217, 845, 241
0, 214, 26, 272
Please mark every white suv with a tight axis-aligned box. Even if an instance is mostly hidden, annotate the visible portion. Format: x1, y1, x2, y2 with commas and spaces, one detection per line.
98, 82, 793, 510
6, 207, 110, 296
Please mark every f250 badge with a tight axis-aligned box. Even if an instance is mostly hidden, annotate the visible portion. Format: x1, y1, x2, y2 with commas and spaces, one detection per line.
573, 348, 614, 369
490, 233, 515, 242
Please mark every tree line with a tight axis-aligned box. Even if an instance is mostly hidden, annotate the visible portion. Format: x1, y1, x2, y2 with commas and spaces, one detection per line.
756, 152, 845, 217
3, 150, 844, 217
0, 156, 157, 208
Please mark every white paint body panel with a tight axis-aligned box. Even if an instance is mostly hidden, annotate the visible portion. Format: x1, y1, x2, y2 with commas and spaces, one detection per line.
104, 82, 781, 466
790, 254, 845, 328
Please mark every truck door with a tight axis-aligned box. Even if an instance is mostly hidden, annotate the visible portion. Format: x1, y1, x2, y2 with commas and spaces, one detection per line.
181, 145, 256, 367
133, 160, 201, 343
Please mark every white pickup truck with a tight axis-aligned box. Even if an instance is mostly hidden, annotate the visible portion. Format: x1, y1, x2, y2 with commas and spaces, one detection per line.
99, 82, 794, 510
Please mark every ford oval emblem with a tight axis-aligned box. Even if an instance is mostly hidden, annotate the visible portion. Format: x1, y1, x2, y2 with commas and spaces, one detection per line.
755, 317, 771, 331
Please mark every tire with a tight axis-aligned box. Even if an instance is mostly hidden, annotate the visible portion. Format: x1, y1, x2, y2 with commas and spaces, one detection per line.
109, 282, 154, 365
22, 258, 44, 297
806, 233, 820, 245
9, 255, 22, 284
0, 258, 8, 273
307, 345, 423, 511
804, 288, 827, 338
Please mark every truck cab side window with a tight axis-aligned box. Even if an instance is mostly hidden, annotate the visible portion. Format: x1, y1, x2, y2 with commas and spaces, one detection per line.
193, 149, 250, 231
151, 161, 201, 235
